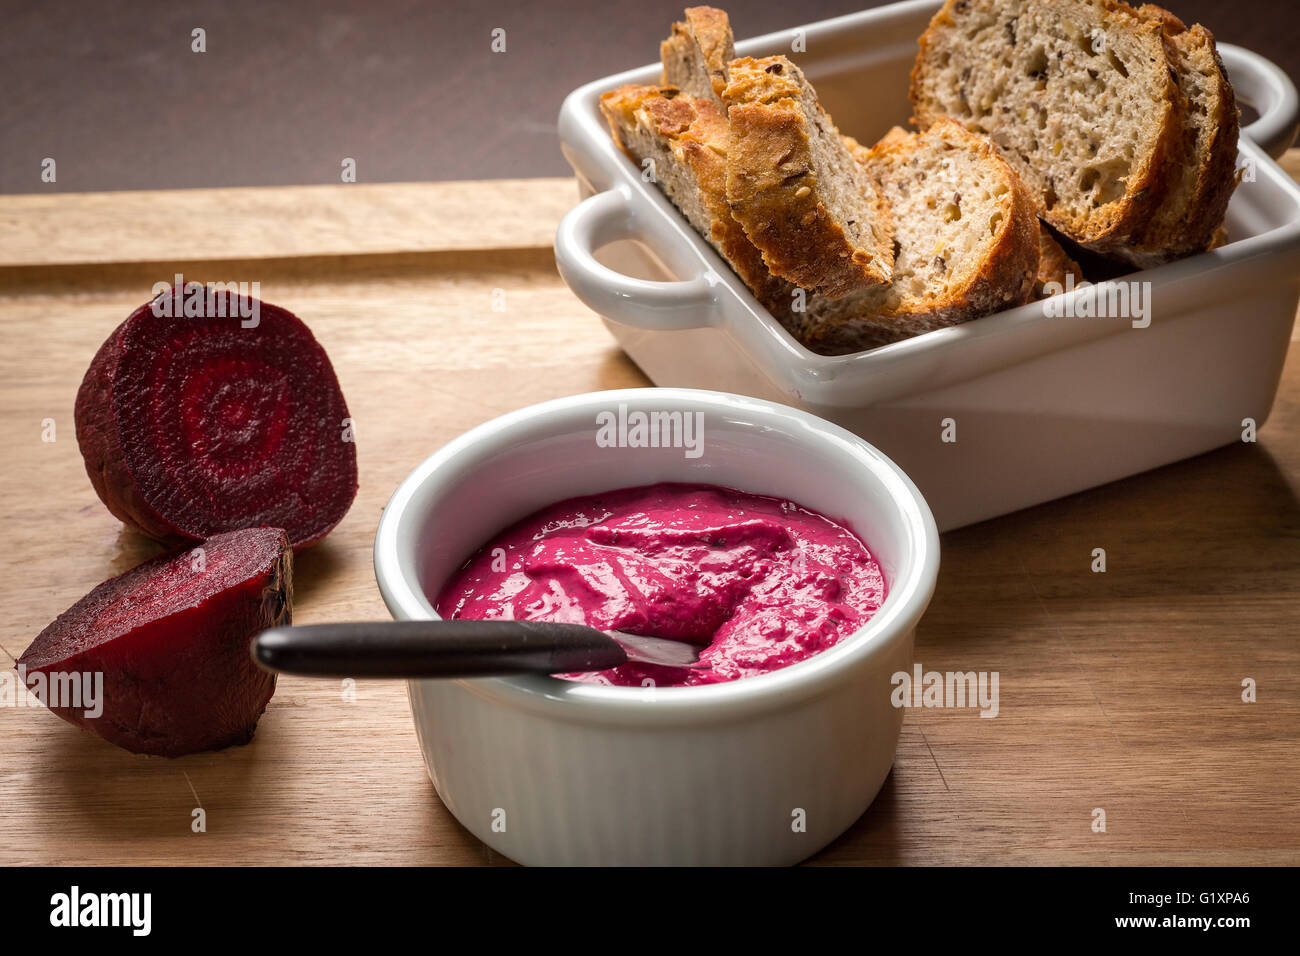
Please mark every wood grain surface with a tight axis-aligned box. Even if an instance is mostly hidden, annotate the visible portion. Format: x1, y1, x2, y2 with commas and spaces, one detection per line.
1, 163, 1298, 866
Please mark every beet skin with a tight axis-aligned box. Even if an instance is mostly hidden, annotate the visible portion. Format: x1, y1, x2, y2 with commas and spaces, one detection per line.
17, 528, 291, 757
75, 288, 358, 550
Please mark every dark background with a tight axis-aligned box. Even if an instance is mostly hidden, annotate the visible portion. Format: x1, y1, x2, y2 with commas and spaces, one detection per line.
4, 0, 1296, 193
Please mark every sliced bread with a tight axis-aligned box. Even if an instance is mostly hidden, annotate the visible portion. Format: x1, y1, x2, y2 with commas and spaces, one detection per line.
660, 6, 735, 109
599, 84, 791, 310
724, 55, 896, 299
1035, 224, 1085, 297
910, 0, 1187, 257
791, 119, 1040, 353
1124, 8, 1239, 265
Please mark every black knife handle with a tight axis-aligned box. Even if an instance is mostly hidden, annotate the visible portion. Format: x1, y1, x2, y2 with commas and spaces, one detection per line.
252, 619, 628, 678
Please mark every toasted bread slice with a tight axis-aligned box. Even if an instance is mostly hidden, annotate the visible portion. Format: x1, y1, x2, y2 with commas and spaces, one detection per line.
1035, 224, 1086, 297
792, 120, 1039, 354
1123, 9, 1239, 265
910, 0, 1186, 257
660, 7, 736, 109
599, 84, 791, 310
724, 55, 895, 298
661, 9, 880, 171
852, 131, 1083, 302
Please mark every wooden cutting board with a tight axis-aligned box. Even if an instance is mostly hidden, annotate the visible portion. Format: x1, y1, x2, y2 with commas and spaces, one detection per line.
1, 164, 1298, 866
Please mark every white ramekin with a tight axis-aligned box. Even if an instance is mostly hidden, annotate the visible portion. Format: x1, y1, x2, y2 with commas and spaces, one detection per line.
373, 388, 938, 865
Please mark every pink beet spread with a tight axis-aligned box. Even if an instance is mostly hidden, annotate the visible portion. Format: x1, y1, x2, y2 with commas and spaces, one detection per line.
434, 483, 886, 687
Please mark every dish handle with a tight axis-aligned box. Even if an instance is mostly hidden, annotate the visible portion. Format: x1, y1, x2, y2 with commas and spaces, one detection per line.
554, 186, 718, 331
1221, 44, 1300, 160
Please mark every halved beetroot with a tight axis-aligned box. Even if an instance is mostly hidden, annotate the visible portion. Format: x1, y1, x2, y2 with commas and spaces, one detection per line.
76, 287, 357, 550
17, 527, 291, 757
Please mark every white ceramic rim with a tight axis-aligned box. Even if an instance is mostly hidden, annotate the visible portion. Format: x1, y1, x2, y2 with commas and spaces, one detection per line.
553, 0, 1300, 406
373, 388, 939, 722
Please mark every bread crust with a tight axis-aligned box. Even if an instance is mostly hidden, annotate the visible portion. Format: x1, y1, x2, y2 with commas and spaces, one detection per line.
1123, 11, 1239, 265
724, 55, 895, 299
600, 83, 791, 310
910, 0, 1187, 256
660, 6, 736, 107
1186, 27, 1241, 247
796, 119, 1040, 353
1034, 224, 1085, 297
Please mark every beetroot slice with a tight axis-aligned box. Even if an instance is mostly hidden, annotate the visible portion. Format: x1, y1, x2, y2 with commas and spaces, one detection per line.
75, 288, 357, 550
17, 527, 291, 757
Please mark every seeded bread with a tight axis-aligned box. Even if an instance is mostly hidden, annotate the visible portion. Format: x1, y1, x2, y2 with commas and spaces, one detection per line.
1124, 8, 1239, 265
724, 55, 896, 298
1034, 224, 1085, 296
910, 0, 1186, 258
661, 7, 735, 109
791, 120, 1040, 353
599, 84, 791, 310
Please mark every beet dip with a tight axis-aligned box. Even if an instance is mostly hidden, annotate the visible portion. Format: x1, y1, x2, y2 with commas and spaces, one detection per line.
434, 482, 886, 687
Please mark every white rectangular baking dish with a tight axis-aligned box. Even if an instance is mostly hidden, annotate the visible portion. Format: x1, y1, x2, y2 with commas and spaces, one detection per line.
555, 0, 1300, 531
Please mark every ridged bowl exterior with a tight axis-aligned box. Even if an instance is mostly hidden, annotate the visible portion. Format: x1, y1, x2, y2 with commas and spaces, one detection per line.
375, 389, 939, 865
